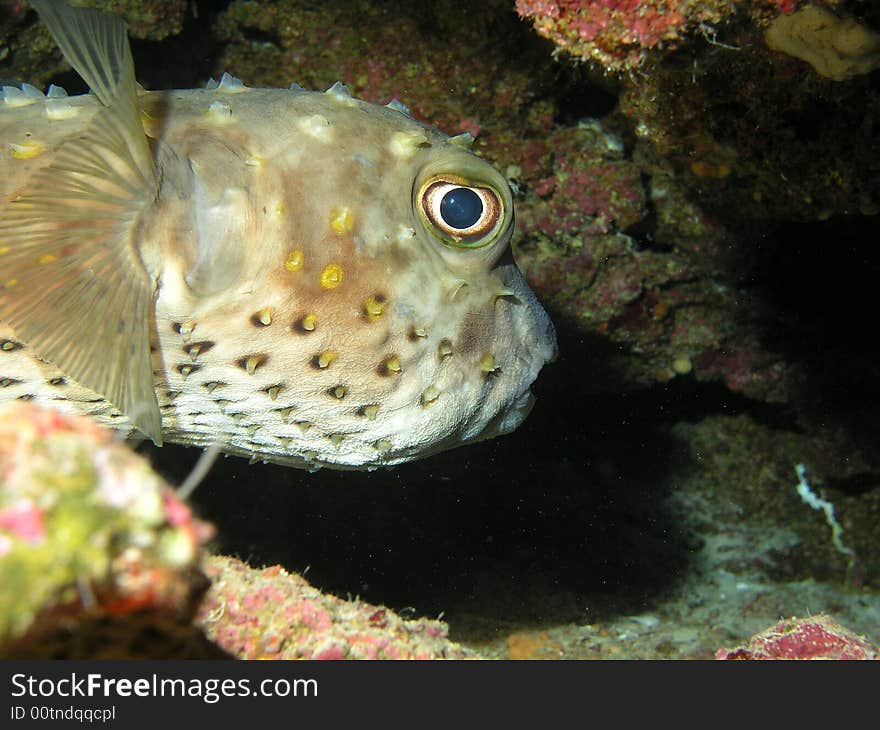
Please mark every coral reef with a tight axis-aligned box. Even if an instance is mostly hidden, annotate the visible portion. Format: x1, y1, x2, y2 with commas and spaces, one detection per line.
716, 615, 879, 659
0, 403, 216, 658
197, 556, 477, 660
0, 403, 475, 659
0, 1, 188, 91
0, 0, 878, 662
514, 0, 797, 72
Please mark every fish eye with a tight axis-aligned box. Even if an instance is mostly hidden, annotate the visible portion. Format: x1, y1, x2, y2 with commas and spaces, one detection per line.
419, 177, 503, 248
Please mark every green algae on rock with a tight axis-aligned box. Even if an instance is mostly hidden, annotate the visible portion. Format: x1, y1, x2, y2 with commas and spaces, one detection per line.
0, 402, 215, 658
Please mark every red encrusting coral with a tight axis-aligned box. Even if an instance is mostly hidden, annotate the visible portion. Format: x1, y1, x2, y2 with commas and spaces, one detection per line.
716, 615, 879, 659
515, 0, 799, 71
197, 556, 477, 660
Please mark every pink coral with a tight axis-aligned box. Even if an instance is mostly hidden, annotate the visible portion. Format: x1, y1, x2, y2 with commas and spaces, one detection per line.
0, 501, 45, 546
197, 556, 477, 660
515, 0, 797, 71
716, 615, 879, 660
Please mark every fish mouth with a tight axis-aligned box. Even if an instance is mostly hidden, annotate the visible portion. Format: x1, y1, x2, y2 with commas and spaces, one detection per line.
473, 387, 536, 444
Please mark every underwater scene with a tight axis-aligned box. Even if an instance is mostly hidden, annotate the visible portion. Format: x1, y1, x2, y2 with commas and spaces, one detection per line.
0, 0, 878, 659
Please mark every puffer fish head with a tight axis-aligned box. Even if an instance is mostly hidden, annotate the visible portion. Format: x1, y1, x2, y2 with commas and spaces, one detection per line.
147, 84, 557, 468
0, 1, 556, 470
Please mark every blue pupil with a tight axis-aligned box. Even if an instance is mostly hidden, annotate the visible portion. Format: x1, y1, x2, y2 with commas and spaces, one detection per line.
439, 187, 483, 230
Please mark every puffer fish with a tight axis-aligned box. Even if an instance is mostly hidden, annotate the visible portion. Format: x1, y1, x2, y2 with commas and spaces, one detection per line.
0, 0, 556, 470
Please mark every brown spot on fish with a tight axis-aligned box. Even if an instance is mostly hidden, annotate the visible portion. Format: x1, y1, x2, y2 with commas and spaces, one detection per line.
312, 350, 338, 369
238, 354, 268, 375
48, 377, 67, 386
362, 294, 386, 321
377, 355, 402, 376
273, 406, 296, 422
357, 404, 380, 420
407, 325, 428, 341
172, 321, 196, 339
176, 363, 201, 378
420, 385, 440, 406
438, 339, 454, 360
251, 307, 274, 327
203, 381, 225, 394
294, 313, 318, 333
185, 341, 215, 360
263, 384, 282, 401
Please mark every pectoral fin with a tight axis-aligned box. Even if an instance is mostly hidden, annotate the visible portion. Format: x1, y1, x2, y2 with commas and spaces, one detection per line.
0, 1, 161, 443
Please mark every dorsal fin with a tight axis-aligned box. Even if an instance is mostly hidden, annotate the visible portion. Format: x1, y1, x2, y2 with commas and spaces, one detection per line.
0, 0, 161, 443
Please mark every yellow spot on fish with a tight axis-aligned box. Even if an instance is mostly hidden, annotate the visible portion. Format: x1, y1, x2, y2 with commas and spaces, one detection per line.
328, 433, 345, 446
362, 404, 380, 420
379, 355, 402, 375
37, 253, 57, 265
244, 355, 264, 375
421, 385, 440, 406
267, 386, 281, 401
320, 263, 344, 289
317, 350, 338, 368
330, 207, 353, 234
285, 250, 304, 272
4, 279, 18, 289
438, 339, 453, 359
255, 307, 273, 326
299, 313, 317, 331
330, 386, 347, 399
363, 295, 386, 320
374, 439, 392, 453
0, 246, 9, 255
480, 352, 497, 373
10, 141, 45, 159
245, 156, 263, 167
